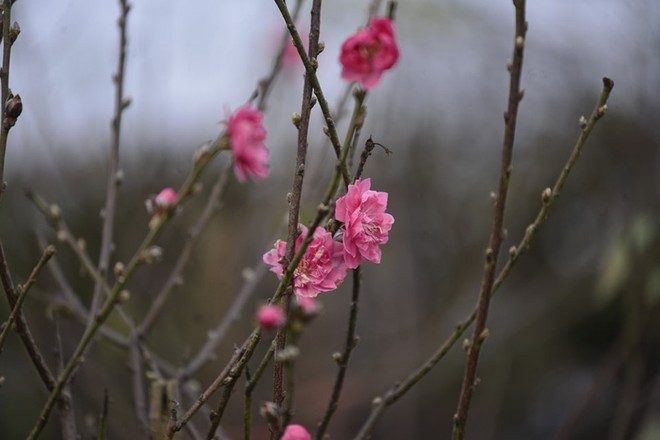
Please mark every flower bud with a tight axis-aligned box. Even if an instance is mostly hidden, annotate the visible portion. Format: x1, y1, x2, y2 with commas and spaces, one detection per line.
256, 304, 286, 331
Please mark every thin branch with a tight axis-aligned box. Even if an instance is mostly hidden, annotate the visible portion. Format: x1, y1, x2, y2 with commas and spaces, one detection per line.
0, 0, 20, 200
244, 341, 277, 440
0, 245, 55, 350
353, 77, 614, 440
53, 313, 78, 440
0, 240, 56, 390
452, 2, 527, 437
315, 267, 361, 439
130, 332, 151, 437
97, 389, 109, 440
87, 0, 131, 332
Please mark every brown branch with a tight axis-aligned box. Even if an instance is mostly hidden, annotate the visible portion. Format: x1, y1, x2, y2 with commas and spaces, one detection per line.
315, 268, 361, 439
87, 0, 131, 333
130, 332, 151, 437
97, 389, 110, 440
451, 1, 527, 438
0, 240, 56, 389
272, 0, 323, 430
0, 0, 20, 200
53, 313, 78, 440
354, 77, 614, 440
0, 245, 55, 350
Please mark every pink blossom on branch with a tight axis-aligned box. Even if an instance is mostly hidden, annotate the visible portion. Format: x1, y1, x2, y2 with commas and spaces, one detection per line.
281, 424, 311, 440
154, 188, 178, 209
256, 304, 286, 331
263, 225, 347, 298
226, 105, 269, 182
339, 17, 399, 90
335, 178, 394, 269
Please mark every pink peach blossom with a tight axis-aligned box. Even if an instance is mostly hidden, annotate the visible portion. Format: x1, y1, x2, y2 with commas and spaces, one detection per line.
256, 304, 286, 331
281, 424, 311, 440
226, 105, 269, 182
335, 178, 394, 269
154, 188, 178, 209
339, 17, 399, 90
263, 225, 347, 298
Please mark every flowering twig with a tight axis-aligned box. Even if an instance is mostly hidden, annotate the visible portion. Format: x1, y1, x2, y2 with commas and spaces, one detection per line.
0, 245, 55, 350
169, 63, 358, 438
353, 76, 614, 440
87, 0, 131, 333
315, 267, 361, 439
273, 0, 323, 424
451, 1, 527, 437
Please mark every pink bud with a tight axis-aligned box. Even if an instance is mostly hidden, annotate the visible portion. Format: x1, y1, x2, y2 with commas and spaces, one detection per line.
282, 424, 311, 440
155, 188, 178, 209
256, 305, 286, 331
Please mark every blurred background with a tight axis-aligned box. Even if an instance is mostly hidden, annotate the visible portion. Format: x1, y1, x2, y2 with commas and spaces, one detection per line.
1, 0, 659, 438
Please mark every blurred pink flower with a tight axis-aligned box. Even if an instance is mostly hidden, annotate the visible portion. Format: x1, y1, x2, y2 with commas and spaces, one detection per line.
154, 187, 178, 209
263, 225, 347, 298
281, 424, 311, 440
226, 105, 269, 182
339, 17, 399, 90
335, 178, 394, 268
256, 304, 286, 331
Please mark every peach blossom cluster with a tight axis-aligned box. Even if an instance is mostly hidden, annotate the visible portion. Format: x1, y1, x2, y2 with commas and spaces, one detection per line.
263, 179, 394, 297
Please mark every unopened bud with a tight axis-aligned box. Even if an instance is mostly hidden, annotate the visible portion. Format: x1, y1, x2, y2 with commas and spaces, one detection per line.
114, 261, 125, 277
275, 346, 300, 362
509, 246, 517, 257
8, 22, 20, 43
578, 115, 588, 129
49, 204, 62, 222
318, 40, 325, 53
292, 112, 301, 128
118, 289, 130, 303
259, 401, 280, 424
140, 246, 163, 264
4, 93, 22, 126
542, 187, 552, 203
